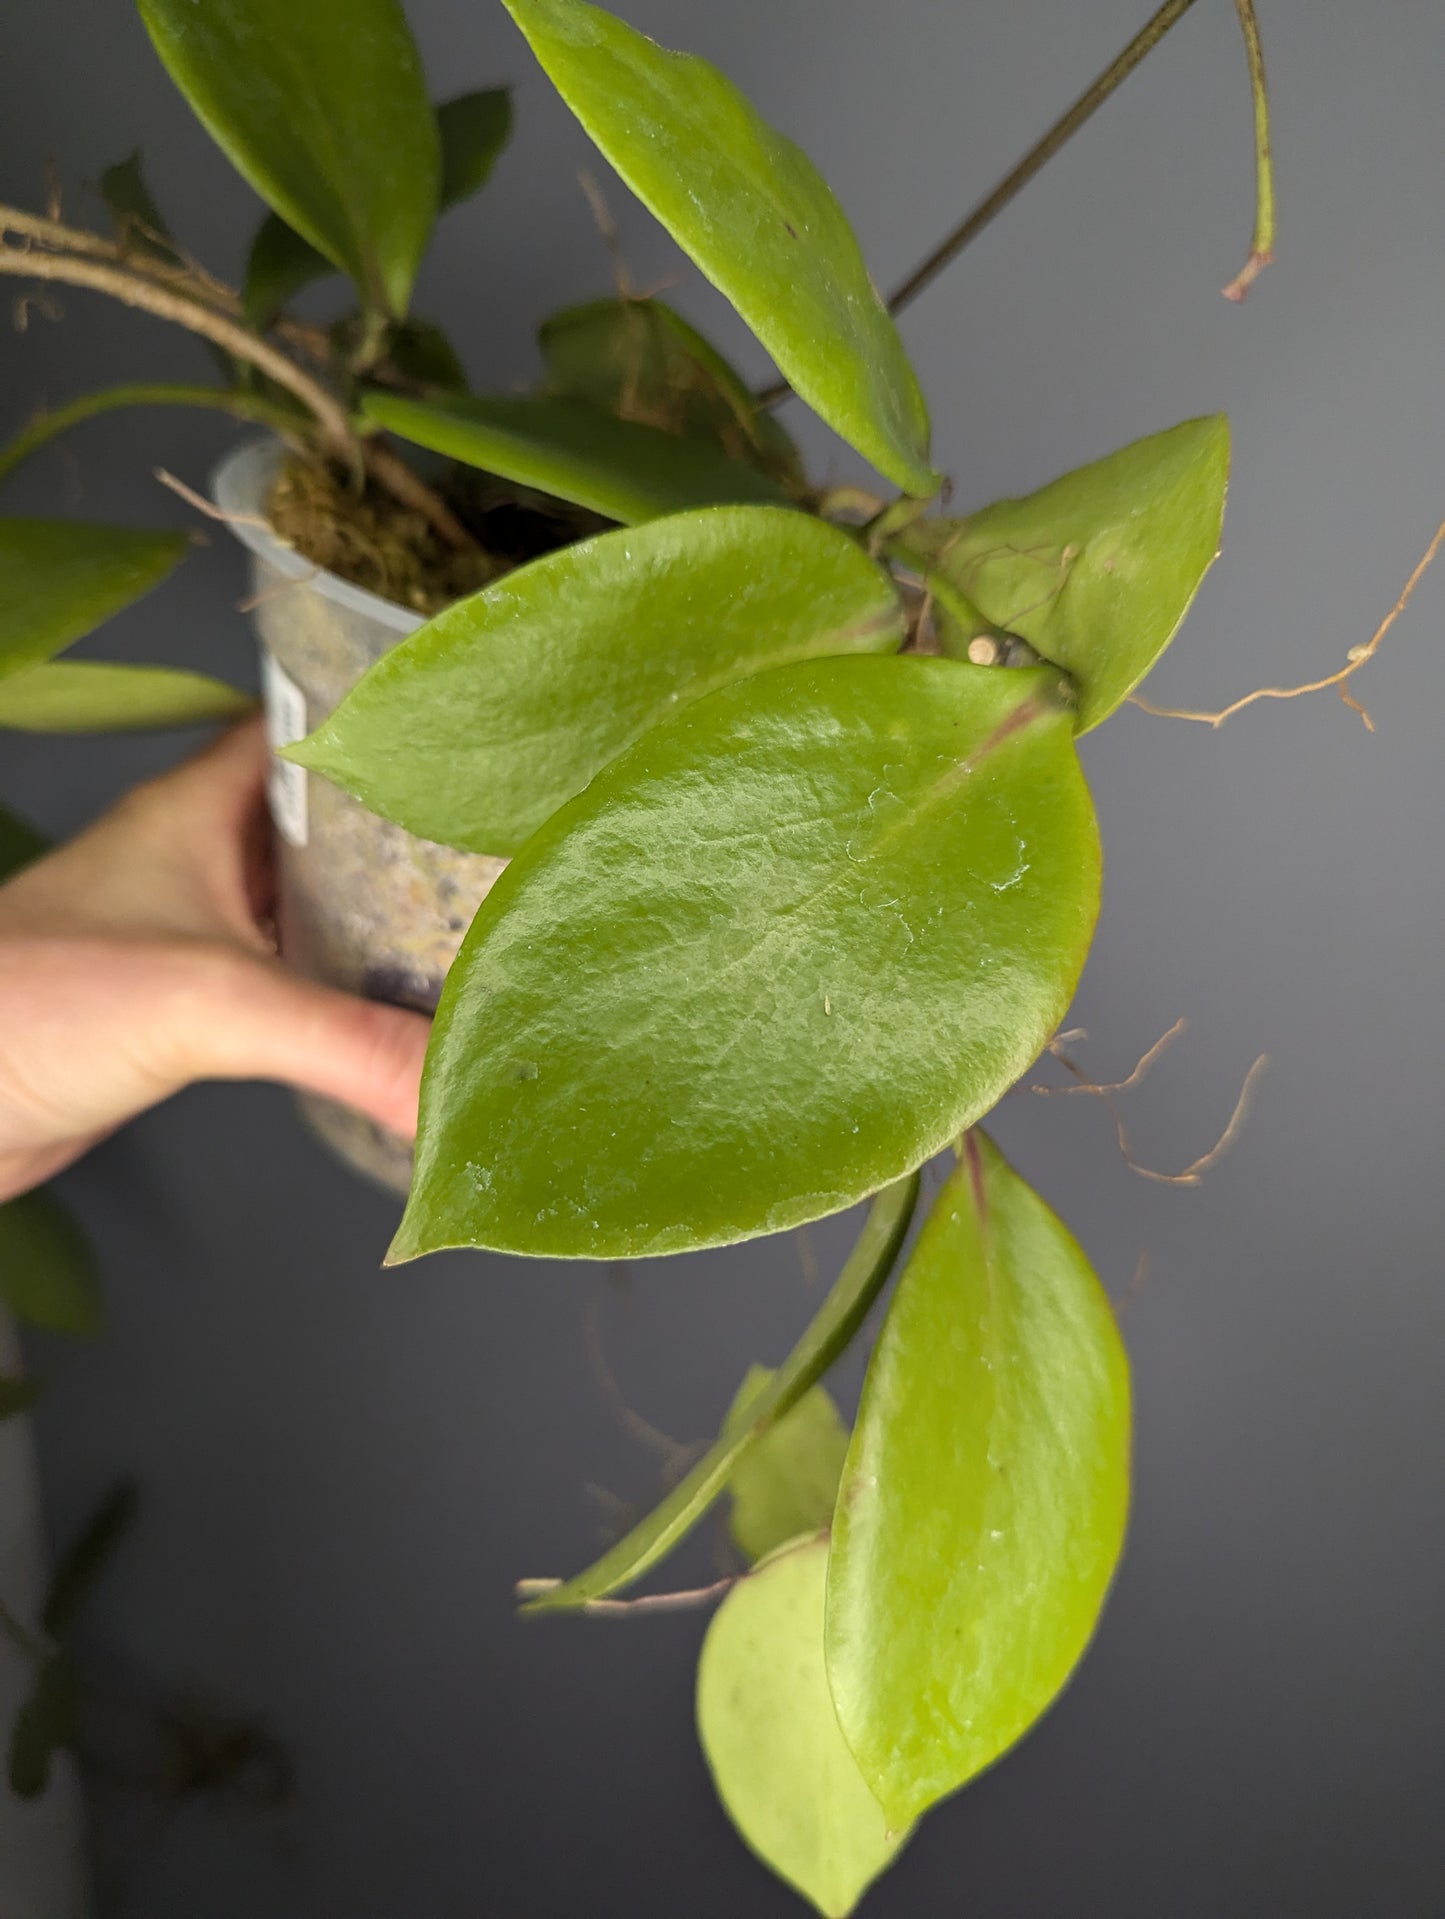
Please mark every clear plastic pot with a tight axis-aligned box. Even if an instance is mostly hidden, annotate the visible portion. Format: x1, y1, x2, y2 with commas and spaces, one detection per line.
212, 438, 506, 1193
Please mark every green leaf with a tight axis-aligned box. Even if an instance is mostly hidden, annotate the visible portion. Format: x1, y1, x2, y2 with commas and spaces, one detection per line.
521, 1176, 915, 1613
361, 390, 787, 523
0, 520, 187, 684
0, 803, 48, 882
0, 1190, 102, 1337
901, 418, 1230, 731
0, 662, 252, 733
100, 151, 184, 266
698, 1538, 908, 1917
243, 212, 334, 329
438, 88, 513, 207
500, 0, 937, 496
8, 1654, 80, 1800
392, 654, 1098, 1261
725, 1367, 850, 1565
826, 1133, 1131, 1828
43, 1482, 139, 1641
539, 297, 804, 487
0, 1375, 43, 1421
138, 0, 439, 318
291, 504, 903, 855
386, 319, 469, 393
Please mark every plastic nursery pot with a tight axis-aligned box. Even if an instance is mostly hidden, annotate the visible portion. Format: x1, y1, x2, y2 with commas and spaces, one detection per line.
212, 438, 505, 1194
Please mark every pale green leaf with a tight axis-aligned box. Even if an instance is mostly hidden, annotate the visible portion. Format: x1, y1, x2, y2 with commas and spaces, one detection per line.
698, 1538, 908, 1917
361, 390, 787, 522
0, 662, 252, 733
500, 0, 938, 495
391, 655, 1098, 1261
522, 1177, 915, 1612
291, 504, 903, 855
539, 297, 803, 487
438, 88, 513, 207
0, 1190, 101, 1337
138, 0, 439, 317
725, 1366, 850, 1565
826, 1132, 1131, 1828
901, 418, 1230, 730
0, 520, 187, 684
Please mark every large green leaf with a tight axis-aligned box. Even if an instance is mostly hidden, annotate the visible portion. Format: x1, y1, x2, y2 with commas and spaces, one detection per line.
826, 1133, 1131, 1828
500, 0, 938, 496
392, 655, 1098, 1262
725, 1367, 850, 1565
290, 505, 903, 855
521, 1176, 915, 1612
361, 390, 786, 522
0, 521, 187, 683
0, 804, 48, 882
698, 1538, 908, 1917
138, 0, 439, 317
539, 297, 803, 487
437, 88, 513, 206
902, 418, 1230, 731
0, 1190, 102, 1337
0, 662, 252, 733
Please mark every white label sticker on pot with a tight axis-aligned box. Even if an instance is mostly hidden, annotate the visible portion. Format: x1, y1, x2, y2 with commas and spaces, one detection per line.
261, 650, 309, 848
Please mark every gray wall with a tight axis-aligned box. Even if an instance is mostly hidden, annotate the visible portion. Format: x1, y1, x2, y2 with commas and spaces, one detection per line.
4, 2, 1445, 1912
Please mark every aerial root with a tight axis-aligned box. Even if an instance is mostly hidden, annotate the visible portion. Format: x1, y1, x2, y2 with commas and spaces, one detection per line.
1132, 507, 1445, 731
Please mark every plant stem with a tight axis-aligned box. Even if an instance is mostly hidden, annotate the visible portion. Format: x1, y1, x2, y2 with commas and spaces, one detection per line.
0, 382, 307, 486
0, 244, 357, 460
0, 204, 246, 317
1221, 0, 1275, 301
885, 0, 1201, 317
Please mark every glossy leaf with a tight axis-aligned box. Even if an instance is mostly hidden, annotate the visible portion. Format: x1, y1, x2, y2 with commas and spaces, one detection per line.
362, 390, 786, 523
826, 1133, 1131, 1828
540, 297, 803, 486
698, 1538, 907, 1917
9, 1654, 80, 1800
0, 1376, 43, 1422
138, 0, 439, 317
43, 1483, 139, 1640
243, 212, 333, 329
903, 418, 1230, 730
0, 662, 252, 733
521, 1176, 916, 1612
500, 0, 938, 495
0, 804, 48, 882
100, 151, 184, 265
0, 520, 187, 683
291, 504, 903, 855
438, 88, 513, 206
0, 1190, 102, 1337
393, 654, 1098, 1261
725, 1366, 850, 1565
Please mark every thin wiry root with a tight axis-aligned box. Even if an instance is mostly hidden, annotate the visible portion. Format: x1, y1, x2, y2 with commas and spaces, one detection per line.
235, 567, 321, 615
514, 1573, 739, 1617
583, 1295, 701, 1483
1132, 509, 1445, 732
1035, 1016, 1187, 1097
1120, 1053, 1269, 1187
154, 466, 275, 535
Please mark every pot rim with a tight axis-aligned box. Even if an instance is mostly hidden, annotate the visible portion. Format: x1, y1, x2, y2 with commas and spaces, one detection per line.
210, 435, 425, 636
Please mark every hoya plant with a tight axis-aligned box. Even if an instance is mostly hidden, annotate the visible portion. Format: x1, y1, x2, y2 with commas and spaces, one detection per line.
0, 0, 1280, 1906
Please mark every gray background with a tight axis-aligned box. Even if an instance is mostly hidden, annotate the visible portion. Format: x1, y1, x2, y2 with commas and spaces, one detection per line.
3, 1, 1444, 1911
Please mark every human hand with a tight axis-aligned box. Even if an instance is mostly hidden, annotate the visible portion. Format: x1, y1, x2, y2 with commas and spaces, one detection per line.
0, 718, 431, 1201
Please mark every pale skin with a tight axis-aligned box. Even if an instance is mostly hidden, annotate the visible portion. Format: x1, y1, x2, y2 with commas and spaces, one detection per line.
0, 718, 431, 1203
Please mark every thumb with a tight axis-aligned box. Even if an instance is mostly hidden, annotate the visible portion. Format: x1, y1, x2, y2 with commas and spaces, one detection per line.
177, 952, 433, 1139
